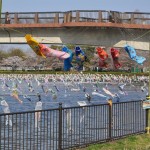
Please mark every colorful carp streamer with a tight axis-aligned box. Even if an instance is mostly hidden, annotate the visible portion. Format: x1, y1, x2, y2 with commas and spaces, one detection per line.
25, 34, 44, 57
96, 47, 108, 68
124, 45, 146, 65
75, 46, 86, 71
62, 46, 74, 71
11, 82, 22, 104
0, 98, 12, 126
25, 34, 70, 60
111, 48, 121, 69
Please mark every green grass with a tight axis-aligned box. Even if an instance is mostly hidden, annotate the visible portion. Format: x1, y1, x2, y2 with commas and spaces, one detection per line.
0, 70, 149, 76
80, 134, 150, 150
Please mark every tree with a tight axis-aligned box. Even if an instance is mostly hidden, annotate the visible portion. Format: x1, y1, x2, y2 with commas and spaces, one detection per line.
0, 50, 7, 60
8, 48, 26, 58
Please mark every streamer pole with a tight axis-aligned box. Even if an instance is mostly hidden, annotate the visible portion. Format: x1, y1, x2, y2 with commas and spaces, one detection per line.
146, 41, 150, 134
148, 41, 150, 96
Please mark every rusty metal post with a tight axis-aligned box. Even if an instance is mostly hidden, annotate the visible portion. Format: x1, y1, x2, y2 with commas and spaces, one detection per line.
148, 41, 150, 107
58, 103, 62, 150
108, 99, 112, 139
146, 109, 150, 134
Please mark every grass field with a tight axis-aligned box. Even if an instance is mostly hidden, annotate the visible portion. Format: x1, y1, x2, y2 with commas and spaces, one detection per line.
0, 70, 149, 76
80, 134, 150, 150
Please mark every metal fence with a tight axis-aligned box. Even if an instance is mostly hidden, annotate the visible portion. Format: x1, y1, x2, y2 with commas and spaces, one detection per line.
0, 100, 146, 150
1, 10, 150, 25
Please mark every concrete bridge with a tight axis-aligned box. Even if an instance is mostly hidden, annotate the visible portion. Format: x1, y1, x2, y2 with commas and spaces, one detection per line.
0, 10, 150, 50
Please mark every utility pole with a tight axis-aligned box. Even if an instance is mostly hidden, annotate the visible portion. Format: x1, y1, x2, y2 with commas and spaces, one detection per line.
149, 40, 150, 103
0, 0, 2, 24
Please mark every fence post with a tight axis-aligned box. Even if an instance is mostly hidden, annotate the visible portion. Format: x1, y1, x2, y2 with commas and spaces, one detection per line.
108, 99, 112, 140
58, 103, 62, 150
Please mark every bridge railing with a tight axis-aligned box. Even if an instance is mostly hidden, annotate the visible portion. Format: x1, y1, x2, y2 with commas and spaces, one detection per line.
1, 10, 150, 25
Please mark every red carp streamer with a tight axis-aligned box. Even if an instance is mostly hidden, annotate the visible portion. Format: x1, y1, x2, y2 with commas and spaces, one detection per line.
96, 47, 108, 68
111, 48, 121, 69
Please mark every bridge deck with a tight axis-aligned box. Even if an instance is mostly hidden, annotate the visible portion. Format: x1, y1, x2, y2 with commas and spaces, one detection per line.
1, 22, 150, 29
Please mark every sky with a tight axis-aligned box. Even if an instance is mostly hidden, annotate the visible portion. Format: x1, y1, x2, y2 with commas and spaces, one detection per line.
2, 0, 150, 13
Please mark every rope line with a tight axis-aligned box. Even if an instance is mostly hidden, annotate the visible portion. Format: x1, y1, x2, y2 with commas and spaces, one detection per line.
0, 24, 149, 47
0, 26, 26, 35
